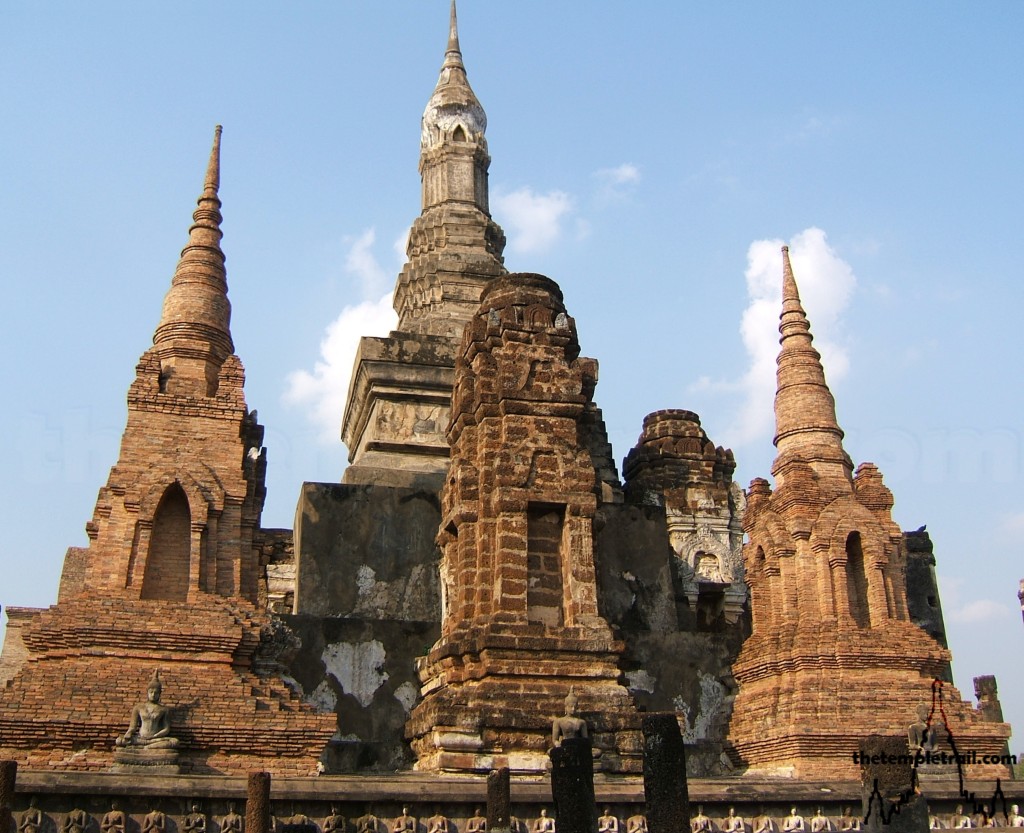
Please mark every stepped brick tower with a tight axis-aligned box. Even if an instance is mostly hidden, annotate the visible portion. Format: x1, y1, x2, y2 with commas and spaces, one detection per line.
0, 128, 335, 775
341, 0, 507, 488
727, 247, 1010, 779
406, 274, 641, 774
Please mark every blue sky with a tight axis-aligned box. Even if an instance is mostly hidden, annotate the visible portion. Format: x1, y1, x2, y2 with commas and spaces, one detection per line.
2, 2, 1022, 753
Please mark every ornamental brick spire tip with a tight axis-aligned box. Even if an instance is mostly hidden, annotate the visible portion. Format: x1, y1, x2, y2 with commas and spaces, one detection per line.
153, 125, 233, 395
772, 244, 849, 480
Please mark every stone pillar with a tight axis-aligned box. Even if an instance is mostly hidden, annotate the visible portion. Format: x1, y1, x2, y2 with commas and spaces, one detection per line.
487, 767, 512, 833
0, 760, 15, 833
246, 771, 272, 833
550, 738, 596, 833
859, 737, 927, 833
642, 715, 689, 833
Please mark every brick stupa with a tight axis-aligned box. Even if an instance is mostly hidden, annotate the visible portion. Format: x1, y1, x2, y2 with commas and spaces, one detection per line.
0, 127, 335, 775
727, 246, 1010, 779
406, 274, 642, 773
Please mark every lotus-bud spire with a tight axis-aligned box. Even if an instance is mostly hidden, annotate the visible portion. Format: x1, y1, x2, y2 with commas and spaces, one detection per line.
772, 245, 851, 480
152, 126, 233, 395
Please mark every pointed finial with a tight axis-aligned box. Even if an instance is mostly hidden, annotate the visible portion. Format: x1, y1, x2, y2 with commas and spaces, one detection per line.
781, 245, 800, 303
772, 243, 850, 479
443, 0, 465, 70
204, 125, 222, 196
153, 128, 233, 375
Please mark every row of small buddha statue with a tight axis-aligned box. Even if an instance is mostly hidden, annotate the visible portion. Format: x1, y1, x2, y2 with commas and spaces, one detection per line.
683, 807, 859, 833
931, 806, 1024, 829
16, 805, 562, 833
16, 801, 195, 833
20, 803, 1024, 833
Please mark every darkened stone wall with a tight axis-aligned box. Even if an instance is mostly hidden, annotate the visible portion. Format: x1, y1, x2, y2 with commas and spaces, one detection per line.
593, 504, 749, 776
293, 483, 442, 621
903, 528, 952, 682
282, 615, 439, 772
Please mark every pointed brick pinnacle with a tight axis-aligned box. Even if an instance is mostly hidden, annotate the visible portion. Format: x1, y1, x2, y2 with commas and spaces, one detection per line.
203, 124, 222, 196
772, 244, 846, 460
153, 125, 233, 362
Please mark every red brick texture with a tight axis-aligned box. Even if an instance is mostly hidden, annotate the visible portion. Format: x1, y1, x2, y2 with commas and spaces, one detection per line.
406, 274, 641, 773
0, 128, 335, 776
727, 249, 1010, 780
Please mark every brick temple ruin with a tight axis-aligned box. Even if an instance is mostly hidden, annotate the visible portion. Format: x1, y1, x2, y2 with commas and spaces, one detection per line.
0, 0, 1015, 825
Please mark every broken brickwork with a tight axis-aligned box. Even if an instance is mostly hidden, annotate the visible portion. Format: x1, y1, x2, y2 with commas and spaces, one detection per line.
406, 273, 641, 773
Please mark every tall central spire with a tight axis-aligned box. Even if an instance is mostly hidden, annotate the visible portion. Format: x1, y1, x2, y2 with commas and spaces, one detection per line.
771, 245, 851, 484
340, 2, 506, 487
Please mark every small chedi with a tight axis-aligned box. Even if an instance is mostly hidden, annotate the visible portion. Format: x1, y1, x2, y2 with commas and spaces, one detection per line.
406, 273, 641, 772
0, 126, 334, 775
726, 247, 1010, 778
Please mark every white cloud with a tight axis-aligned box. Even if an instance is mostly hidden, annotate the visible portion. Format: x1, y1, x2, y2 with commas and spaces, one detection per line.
950, 599, 1012, 624
936, 574, 1014, 624
284, 228, 399, 443
344, 228, 389, 297
493, 186, 573, 254
595, 163, 641, 186
283, 292, 397, 444
695, 227, 856, 446
393, 226, 411, 267
1000, 512, 1024, 534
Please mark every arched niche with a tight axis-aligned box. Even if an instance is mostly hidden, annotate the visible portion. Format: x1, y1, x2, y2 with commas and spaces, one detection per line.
140, 483, 192, 601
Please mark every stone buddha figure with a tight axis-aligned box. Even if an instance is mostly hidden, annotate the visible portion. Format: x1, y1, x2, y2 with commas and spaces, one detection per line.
908, 705, 937, 754
116, 670, 179, 750
532, 810, 555, 833
752, 812, 776, 833
426, 814, 450, 833
184, 804, 207, 833
101, 802, 126, 833
723, 809, 744, 833
324, 806, 346, 833
692, 807, 712, 833
1009, 806, 1024, 828
626, 816, 648, 833
839, 809, 860, 832
551, 689, 588, 747
929, 815, 945, 830
222, 802, 244, 833
810, 809, 831, 833
599, 810, 619, 833
952, 806, 973, 829
466, 810, 486, 833
356, 813, 379, 833
142, 807, 167, 833
783, 809, 806, 833
62, 809, 90, 833
19, 798, 44, 833
393, 808, 416, 833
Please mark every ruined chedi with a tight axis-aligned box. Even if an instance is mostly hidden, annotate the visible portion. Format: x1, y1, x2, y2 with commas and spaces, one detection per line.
406, 274, 642, 773
0, 127, 335, 774
727, 246, 1010, 779
341, 0, 507, 489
